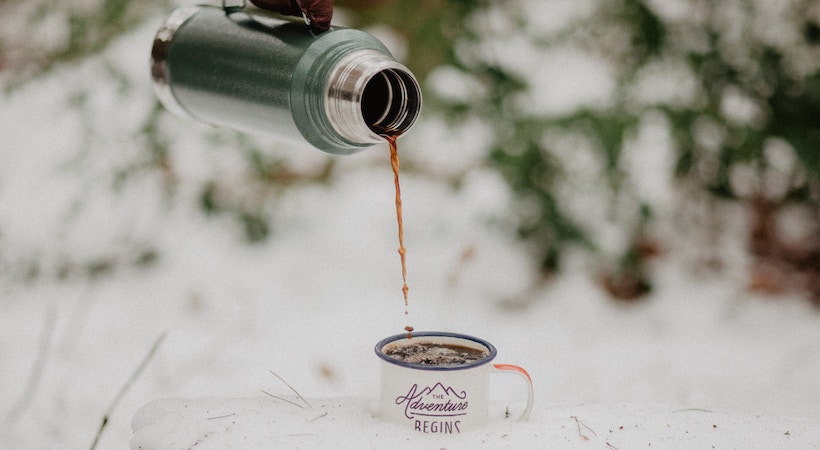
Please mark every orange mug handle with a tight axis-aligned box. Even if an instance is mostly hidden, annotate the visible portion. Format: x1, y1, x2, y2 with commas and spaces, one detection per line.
492, 364, 534, 421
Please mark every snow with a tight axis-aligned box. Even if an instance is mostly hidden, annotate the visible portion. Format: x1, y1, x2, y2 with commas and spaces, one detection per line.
1, 6, 820, 450
129, 397, 820, 449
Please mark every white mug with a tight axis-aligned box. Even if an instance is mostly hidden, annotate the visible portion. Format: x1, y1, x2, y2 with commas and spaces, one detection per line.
374, 332, 534, 433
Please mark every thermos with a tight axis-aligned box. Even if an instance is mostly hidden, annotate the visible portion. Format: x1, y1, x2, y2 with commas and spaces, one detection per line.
150, 4, 422, 154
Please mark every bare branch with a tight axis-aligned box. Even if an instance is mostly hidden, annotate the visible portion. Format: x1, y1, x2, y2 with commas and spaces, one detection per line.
4, 305, 57, 426
89, 331, 167, 450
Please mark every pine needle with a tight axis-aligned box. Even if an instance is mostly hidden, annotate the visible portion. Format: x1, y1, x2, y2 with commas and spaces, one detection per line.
261, 390, 305, 409
269, 370, 312, 409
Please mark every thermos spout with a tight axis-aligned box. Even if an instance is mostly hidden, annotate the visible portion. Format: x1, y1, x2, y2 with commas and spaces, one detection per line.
325, 49, 421, 143
150, 5, 422, 155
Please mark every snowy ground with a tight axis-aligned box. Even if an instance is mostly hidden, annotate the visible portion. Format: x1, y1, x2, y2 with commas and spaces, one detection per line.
2, 5, 820, 450
130, 397, 820, 448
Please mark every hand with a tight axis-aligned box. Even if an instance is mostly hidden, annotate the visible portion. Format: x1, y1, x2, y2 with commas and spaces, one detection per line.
249, 0, 333, 31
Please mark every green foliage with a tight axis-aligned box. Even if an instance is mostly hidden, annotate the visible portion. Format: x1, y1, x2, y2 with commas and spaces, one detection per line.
196, 132, 335, 243
659, 3, 820, 202
337, 0, 493, 80
489, 125, 586, 272
1, 0, 168, 89
3, 0, 816, 299
344, 0, 819, 300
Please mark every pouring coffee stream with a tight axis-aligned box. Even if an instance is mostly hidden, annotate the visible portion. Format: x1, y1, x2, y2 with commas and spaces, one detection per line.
384, 135, 414, 339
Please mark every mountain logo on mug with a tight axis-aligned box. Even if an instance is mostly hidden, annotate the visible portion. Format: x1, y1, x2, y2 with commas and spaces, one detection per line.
394, 382, 469, 420
394, 382, 469, 433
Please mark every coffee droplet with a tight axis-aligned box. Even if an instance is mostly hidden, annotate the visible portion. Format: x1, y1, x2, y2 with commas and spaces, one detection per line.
404, 325, 414, 339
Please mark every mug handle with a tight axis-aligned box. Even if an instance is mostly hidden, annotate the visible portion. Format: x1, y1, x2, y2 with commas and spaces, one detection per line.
491, 364, 534, 421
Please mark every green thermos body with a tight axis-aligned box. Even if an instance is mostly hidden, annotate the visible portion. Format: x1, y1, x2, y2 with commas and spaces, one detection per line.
151, 5, 422, 154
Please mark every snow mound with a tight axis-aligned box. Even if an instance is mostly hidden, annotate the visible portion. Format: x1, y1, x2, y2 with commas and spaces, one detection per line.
131, 397, 820, 449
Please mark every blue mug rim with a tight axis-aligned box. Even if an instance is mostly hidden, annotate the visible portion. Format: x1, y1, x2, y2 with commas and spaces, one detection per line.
375, 331, 498, 371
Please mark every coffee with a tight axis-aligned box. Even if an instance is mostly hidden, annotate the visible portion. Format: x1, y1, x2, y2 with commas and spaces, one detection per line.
383, 342, 489, 366
384, 135, 413, 337
386, 135, 409, 310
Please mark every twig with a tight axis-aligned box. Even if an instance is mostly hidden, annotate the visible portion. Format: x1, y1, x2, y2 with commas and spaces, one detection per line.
4, 305, 58, 426
261, 390, 306, 409
89, 331, 167, 450
269, 370, 312, 409
672, 408, 713, 413
571, 415, 598, 441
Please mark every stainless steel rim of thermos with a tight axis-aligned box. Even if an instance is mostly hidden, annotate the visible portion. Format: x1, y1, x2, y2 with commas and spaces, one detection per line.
149, 5, 422, 152
325, 49, 421, 143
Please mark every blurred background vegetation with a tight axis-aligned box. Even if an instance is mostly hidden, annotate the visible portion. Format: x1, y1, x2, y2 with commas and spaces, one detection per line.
1, 0, 817, 303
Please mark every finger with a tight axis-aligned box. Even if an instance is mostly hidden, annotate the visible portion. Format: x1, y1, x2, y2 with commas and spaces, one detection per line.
248, 0, 301, 16
296, 0, 333, 31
